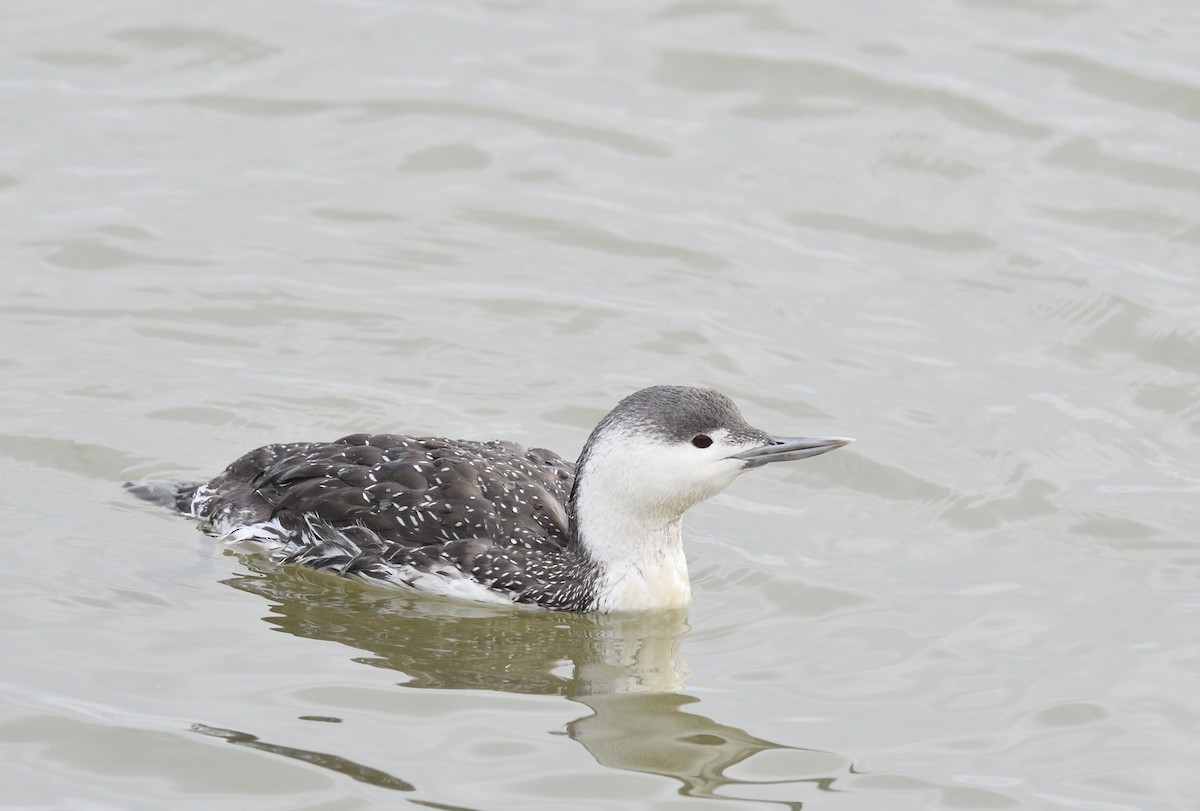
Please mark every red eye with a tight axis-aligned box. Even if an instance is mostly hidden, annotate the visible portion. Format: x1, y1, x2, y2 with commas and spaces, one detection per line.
691, 434, 713, 448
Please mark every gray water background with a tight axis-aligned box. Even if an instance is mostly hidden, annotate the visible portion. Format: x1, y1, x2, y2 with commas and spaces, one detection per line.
1, 0, 1198, 809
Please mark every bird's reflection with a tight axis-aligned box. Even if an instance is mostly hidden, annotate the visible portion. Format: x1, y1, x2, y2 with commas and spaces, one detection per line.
227, 554, 690, 694
218, 553, 851, 806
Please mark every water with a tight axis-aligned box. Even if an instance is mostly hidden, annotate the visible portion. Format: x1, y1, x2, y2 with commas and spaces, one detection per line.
2, 0, 1198, 808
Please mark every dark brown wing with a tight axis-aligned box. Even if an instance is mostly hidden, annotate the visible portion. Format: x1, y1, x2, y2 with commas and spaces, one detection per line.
196, 433, 575, 556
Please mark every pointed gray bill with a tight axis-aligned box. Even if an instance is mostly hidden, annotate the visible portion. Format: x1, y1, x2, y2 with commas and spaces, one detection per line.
733, 436, 854, 468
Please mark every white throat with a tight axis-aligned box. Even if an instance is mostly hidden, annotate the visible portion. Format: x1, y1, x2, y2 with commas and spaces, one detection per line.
571, 428, 745, 612
580, 507, 692, 613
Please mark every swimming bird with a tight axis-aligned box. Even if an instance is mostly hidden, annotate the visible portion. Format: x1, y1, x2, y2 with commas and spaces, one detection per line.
128, 386, 852, 613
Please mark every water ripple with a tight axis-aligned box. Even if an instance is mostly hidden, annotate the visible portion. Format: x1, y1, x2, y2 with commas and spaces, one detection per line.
653, 49, 1053, 137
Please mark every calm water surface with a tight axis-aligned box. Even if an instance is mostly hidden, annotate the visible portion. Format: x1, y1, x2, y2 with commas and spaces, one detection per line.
2, 1, 1199, 809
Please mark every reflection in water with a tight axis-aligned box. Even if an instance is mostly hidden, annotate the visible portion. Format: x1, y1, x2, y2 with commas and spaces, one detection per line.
191, 723, 414, 792
570, 693, 839, 809
226, 554, 691, 695
223, 555, 853, 805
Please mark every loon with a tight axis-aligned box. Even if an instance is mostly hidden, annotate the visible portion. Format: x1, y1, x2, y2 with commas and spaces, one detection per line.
128, 386, 852, 613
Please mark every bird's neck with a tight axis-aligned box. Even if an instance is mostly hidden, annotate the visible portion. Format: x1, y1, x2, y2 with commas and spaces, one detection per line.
569, 452, 693, 613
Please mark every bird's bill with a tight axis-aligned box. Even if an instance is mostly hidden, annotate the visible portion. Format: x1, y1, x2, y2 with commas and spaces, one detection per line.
733, 436, 854, 467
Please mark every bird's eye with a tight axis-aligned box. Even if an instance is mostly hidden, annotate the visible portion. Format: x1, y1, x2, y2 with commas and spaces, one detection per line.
691, 434, 713, 449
